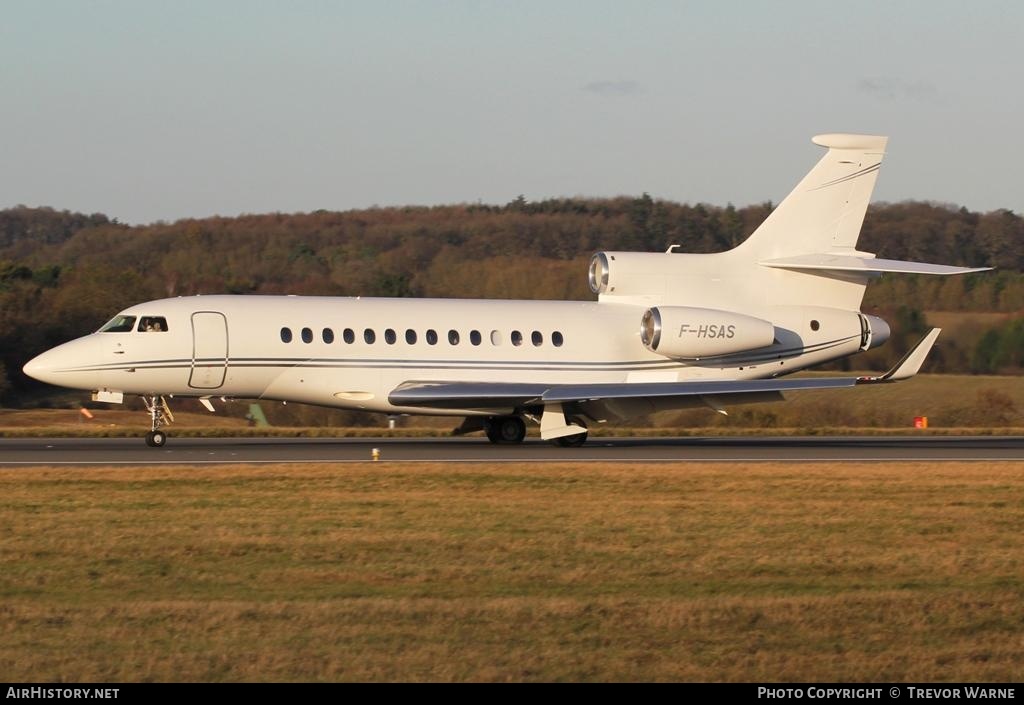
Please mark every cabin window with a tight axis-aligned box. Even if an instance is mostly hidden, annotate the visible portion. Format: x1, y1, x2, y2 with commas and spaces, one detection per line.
301, 328, 313, 344
99, 315, 136, 333
511, 330, 523, 347
343, 328, 355, 344
406, 329, 417, 344
384, 328, 397, 345
280, 327, 293, 343
426, 329, 438, 345
470, 330, 482, 346
552, 331, 564, 347
810, 320, 820, 331
322, 328, 334, 344
448, 329, 460, 345
364, 328, 376, 344
490, 330, 502, 346
138, 316, 168, 332
531, 331, 543, 346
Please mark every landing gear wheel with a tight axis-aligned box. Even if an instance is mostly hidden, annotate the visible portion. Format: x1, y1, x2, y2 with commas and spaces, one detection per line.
142, 395, 173, 448
485, 416, 526, 444
554, 417, 588, 447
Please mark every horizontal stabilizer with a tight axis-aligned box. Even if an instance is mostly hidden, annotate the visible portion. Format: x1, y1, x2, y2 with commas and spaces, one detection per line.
760, 254, 991, 276
858, 328, 942, 383
811, 134, 888, 150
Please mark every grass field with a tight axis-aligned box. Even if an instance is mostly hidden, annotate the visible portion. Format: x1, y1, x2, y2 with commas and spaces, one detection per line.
1, 461, 1023, 682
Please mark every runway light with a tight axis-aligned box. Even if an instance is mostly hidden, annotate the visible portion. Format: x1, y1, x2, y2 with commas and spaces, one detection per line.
913, 416, 928, 429
371, 448, 381, 462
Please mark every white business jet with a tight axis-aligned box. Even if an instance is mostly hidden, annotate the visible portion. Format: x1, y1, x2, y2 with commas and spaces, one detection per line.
23, 134, 987, 447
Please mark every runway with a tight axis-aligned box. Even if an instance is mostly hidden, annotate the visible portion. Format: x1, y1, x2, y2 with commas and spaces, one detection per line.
0, 435, 1021, 465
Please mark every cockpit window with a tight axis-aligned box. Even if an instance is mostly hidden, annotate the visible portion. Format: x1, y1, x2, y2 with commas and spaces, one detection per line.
138, 316, 168, 332
99, 315, 137, 333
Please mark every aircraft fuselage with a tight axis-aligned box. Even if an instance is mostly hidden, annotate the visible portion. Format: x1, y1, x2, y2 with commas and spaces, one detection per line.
24, 294, 875, 417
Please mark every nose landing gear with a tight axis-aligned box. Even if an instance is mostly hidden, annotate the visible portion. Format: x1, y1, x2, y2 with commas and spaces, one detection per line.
145, 429, 167, 447
142, 396, 173, 447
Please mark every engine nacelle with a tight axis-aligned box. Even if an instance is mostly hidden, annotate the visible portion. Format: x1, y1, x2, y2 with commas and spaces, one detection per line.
589, 251, 693, 298
640, 306, 776, 359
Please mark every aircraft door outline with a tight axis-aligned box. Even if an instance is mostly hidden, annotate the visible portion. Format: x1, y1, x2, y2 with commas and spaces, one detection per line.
189, 311, 228, 389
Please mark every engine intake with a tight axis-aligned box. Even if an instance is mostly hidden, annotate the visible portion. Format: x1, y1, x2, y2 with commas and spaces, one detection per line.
641, 306, 776, 359
588, 251, 687, 297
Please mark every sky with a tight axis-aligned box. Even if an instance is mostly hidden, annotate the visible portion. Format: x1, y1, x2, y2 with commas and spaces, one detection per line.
2, 0, 1022, 224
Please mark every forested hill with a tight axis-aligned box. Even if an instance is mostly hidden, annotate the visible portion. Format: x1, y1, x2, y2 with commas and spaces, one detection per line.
0, 207, 112, 254
1, 198, 1022, 399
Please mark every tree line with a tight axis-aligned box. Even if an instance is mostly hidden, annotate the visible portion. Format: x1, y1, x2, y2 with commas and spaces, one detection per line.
1, 198, 1021, 403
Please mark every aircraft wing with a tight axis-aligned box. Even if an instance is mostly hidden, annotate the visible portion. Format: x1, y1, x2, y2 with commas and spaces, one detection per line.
389, 329, 942, 422
389, 376, 858, 410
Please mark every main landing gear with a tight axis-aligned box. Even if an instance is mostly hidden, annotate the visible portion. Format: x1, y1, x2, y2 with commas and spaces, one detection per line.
485, 416, 527, 444
142, 396, 173, 447
481, 414, 590, 446
553, 416, 588, 448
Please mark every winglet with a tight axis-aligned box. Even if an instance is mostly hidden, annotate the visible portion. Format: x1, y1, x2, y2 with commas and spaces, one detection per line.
857, 328, 942, 384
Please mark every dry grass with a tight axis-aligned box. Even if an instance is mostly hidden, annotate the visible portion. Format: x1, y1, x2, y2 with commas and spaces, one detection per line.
654, 374, 1024, 429
1, 462, 1023, 682
0, 408, 249, 430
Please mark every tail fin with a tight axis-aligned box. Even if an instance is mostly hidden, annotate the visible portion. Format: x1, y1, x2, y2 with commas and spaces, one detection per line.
734, 133, 887, 260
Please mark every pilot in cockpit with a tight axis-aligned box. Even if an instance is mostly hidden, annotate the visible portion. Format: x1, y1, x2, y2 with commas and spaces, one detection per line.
140, 317, 166, 332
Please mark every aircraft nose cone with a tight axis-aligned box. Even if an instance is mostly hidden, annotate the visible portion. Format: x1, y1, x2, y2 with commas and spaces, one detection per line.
23, 349, 56, 382
22, 337, 99, 389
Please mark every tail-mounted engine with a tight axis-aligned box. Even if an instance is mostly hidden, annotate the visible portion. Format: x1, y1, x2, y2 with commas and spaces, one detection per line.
640, 306, 776, 360
589, 251, 697, 298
